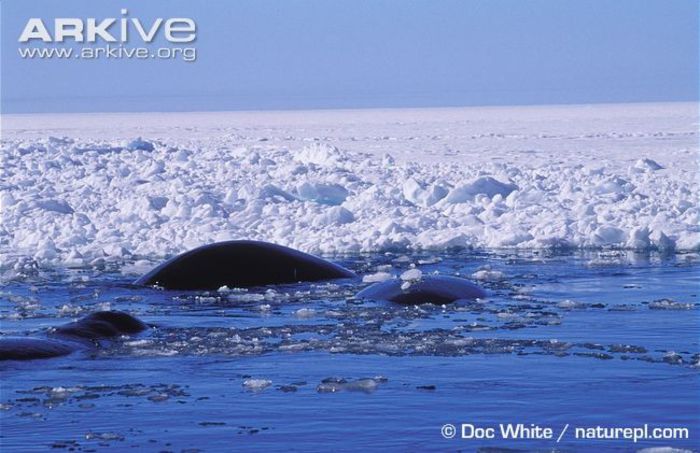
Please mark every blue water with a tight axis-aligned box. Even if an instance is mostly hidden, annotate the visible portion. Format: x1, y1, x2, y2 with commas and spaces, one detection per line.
1, 251, 698, 452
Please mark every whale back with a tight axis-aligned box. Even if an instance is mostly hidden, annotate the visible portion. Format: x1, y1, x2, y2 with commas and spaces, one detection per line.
356, 275, 486, 304
135, 240, 356, 290
1, 311, 148, 361
0, 337, 76, 361
54, 311, 147, 339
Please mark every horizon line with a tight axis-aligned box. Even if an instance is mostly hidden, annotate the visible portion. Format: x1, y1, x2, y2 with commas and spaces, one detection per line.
2, 99, 697, 117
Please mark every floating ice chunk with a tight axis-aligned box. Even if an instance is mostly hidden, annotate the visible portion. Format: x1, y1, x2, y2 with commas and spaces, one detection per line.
120, 260, 153, 275
317, 382, 344, 393
295, 308, 317, 318
85, 432, 125, 441
557, 299, 585, 309
637, 447, 694, 453
313, 206, 354, 226
400, 269, 422, 281
125, 339, 152, 347
316, 377, 381, 393
195, 295, 218, 303
242, 379, 272, 391
58, 304, 83, 316
227, 293, 266, 302
343, 378, 379, 392
362, 272, 394, 283
126, 137, 155, 151
296, 182, 348, 205
471, 269, 506, 281
279, 343, 306, 352
443, 176, 518, 204
50, 387, 70, 396
496, 311, 517, 319
418, 257, 442, 265
663, 351, 683, 364
648, 299, 694, 310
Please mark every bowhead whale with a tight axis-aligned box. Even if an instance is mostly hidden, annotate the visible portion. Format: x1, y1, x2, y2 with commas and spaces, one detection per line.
356, 275, 486, 304
0, 311, 147, 361
135, 240, 356, 290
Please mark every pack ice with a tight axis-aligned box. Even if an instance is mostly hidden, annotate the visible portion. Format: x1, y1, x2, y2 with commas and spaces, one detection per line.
0, 102, 697, 276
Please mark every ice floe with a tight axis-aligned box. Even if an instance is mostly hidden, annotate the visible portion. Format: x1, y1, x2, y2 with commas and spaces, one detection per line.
1, 103, 697, 276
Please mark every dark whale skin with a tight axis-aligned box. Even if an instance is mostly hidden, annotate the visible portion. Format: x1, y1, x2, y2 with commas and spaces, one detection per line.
0, 311, 147, 362
54, 311, 147, 339
0, 337, 76, 361
134, 240, 357, 290
356, 275, 486, 304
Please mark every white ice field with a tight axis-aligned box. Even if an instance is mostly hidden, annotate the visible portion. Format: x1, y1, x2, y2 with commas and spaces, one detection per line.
1, 102, 698, 275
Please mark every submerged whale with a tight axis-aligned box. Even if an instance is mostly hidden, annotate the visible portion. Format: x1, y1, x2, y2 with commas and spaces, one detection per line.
356, 275, 486, 304
0, 311, 147, 361
135, 240, 356, 290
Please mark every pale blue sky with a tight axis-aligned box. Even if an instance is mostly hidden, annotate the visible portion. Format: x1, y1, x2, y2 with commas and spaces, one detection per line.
1, 0, 698, 113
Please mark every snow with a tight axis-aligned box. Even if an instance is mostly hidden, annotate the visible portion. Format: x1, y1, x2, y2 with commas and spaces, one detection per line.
442, 176, 518, 204
312, 206, 354, 226
632, 158, 664, 172
296, 182, 348, 205
126, 137, 155, 152
1, 102, 698, 275
402, 178, 449, 207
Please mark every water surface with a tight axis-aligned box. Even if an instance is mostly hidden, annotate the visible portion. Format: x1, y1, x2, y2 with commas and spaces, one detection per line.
1, 250, 698, 451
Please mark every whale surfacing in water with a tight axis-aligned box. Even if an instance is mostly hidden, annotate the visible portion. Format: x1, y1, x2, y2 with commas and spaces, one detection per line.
54, 311, 147, 339
135, 240, 356, 290
0, 337, 76, 361
356, 275, 486, 304
0, 311, 147, 361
